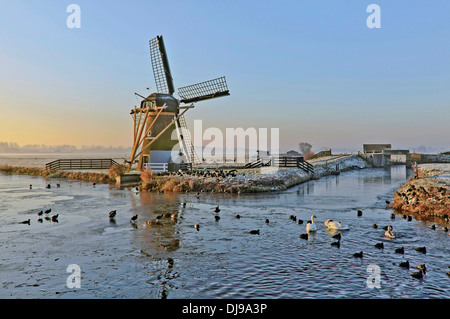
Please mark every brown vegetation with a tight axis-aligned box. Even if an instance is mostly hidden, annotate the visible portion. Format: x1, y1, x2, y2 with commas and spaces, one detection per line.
140, 176, 246, 193
392, 177, 450, 219
303, 151, 315, 160
108, 164, 129, 181
0, 165, 111, 183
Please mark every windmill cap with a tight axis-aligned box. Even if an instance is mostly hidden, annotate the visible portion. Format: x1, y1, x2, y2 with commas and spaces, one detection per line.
141, 93, 179, 113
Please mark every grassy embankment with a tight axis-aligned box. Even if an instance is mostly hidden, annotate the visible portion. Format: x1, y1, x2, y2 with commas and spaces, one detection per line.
0, 164, 114, 183
392, 164, 450, 219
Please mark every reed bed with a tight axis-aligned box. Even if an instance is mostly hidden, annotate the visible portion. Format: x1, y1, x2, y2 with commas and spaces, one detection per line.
0, 165, 111, 183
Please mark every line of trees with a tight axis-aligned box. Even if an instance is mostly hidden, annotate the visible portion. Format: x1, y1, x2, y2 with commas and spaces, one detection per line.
0, 142, 131, 153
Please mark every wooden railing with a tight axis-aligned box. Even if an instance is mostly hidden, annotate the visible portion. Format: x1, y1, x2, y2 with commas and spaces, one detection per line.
46, 159, 118, 171
309, 149, 332, 160
244, 159, 263, 168
179, 162, 193, 171
144, 163, 168, 172
273, 156, 314, 174
298, 161, 315, 174
143, 162, 193, 172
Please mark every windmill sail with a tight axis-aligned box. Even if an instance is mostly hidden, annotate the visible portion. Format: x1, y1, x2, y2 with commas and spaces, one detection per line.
178, 76, 230, 104
149, 35, 174, 95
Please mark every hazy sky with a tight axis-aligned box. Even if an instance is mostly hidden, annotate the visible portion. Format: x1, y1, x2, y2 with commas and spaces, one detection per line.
1, 0, 449, 152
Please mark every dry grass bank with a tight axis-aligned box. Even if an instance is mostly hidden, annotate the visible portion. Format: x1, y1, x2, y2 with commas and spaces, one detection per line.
0, 165, 111, 183
392, 164, 450, 221
139, 155, 370, 194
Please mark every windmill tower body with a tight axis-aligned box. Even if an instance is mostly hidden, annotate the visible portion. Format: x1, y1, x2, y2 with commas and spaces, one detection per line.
136, 93, 182, 170
128, 35, 230, 172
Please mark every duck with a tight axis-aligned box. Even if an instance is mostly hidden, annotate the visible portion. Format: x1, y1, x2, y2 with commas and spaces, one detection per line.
214, 206, 220, 213
417, 264, 427, 272
235, 214, 241, 219
324, 219, 349, 231
130, 214, 138, 222
357, 210, 363, 217
411, 270, 424, 279
374, 242, 384, 249
51, 214, 59, 222
429, 224, 436, 230
390, 213, 396, 219
37, 211, 43, 217
353, 251, 363, 258
20, 219, 31, 225
299, 233, 308, 240
265, 218, 270, 224
194, 224, 200, 231
297, 219, 304, 225
372, 224, 378, 229
109, 210, 117, 218
384, 225, 396, 239
407, 216, 413, 222
249, 229, 260, 235
415, 246, 427, 254
306, 215, 317, 232
44, 208, 51, 215
395, 247, 404, 254
399, 261, 410, 269
331, 240, 341, 248
332, 233, 341, 240
145, 219, 161, 227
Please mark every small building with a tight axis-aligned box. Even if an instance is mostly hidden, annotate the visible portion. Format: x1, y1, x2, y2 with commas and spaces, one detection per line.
363, 144, 392, 154
286, 150, 301, 157
389, 150, 410, 165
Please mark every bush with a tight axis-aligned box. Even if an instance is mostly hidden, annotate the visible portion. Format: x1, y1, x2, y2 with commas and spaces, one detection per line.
109, 164, 129, 181
140, 169, 153, 183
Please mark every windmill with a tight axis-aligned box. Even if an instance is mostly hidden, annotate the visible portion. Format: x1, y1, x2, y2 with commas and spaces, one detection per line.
128, 35, 230, 171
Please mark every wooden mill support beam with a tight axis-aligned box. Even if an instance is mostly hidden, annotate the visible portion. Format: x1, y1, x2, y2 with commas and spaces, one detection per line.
133, 105, 169, 159
128, 109, 150, 168
133, 107, 191, 162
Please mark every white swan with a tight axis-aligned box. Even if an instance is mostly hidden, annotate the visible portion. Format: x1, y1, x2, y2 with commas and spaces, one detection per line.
324, 219, 349, 231
385, 225, 396, 239
306, 215, 317, 232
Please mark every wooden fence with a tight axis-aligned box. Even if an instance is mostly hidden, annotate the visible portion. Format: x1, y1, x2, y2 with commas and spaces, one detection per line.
46, 159, 119, 171
309, 149, 332, 160
273, 156, 314, 174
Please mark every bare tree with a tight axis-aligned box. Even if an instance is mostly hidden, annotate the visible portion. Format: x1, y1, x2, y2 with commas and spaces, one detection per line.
299, 142, 315, 160
299, 142, 312, 154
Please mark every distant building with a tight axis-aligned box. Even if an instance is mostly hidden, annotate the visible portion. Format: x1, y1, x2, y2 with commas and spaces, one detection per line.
389, 150, 410, 165
286, 150, 301, 157
363, 144, 392, 154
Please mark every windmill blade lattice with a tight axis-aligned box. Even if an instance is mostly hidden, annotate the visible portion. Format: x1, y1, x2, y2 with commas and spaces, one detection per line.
178, 76, 230, 103
149, 36, 174, 95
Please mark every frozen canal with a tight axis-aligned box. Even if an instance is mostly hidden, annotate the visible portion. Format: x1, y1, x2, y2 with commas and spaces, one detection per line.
0, 166, 449, 298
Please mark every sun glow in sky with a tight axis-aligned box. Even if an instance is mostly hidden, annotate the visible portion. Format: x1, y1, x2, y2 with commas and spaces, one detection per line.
1, 0, 449, 152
